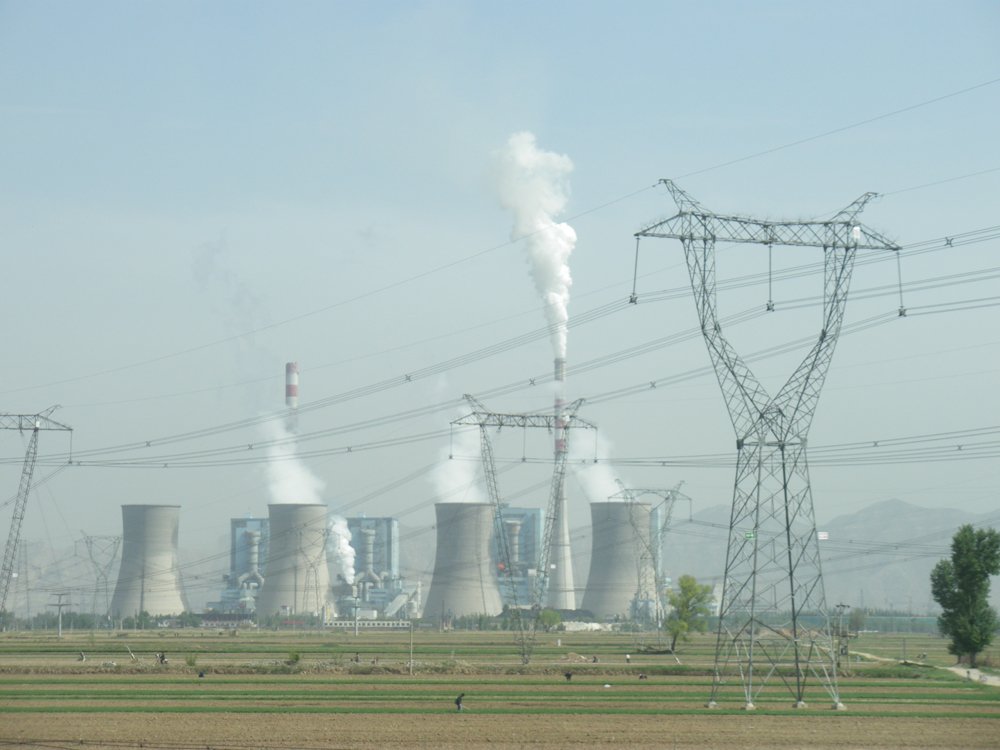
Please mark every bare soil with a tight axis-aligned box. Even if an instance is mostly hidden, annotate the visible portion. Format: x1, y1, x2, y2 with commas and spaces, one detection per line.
2, 713, 999, 750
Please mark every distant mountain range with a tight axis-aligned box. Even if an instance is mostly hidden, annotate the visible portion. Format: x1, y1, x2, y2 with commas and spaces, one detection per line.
661, 498, 1000, 615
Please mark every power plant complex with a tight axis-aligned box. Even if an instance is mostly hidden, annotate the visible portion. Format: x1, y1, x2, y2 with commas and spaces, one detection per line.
93, 360, 681, 628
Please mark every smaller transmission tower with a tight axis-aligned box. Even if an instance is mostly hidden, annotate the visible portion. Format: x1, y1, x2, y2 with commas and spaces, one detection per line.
299, 525, 329, 620
0, 408, 72, 620
636, 181, 898, 710
453, 395, 594, 664
80, 534, 122, 623
611, 482, 687, 648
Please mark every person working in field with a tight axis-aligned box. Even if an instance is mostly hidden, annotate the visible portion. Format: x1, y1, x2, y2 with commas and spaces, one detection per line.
455, 693, 465, 712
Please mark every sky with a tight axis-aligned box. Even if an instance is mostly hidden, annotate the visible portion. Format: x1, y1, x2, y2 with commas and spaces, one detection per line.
1, 1, 998, 607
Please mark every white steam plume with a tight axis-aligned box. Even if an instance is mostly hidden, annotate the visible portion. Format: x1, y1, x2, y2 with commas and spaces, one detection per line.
571, 431, 624, 503
431, 424, 486, 503
498, 132, 577, 359
327, 515, 356, 585
263, 420, 325, 505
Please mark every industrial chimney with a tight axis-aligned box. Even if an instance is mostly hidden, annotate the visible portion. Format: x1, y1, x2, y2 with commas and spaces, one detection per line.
285, 362, 299, 433
257, 503, 331, 616
581, 501, 653, 619
423, 503, 503, 619
354, 528, 382, 602
110, 505, 190, 617
547, 357, 576, 609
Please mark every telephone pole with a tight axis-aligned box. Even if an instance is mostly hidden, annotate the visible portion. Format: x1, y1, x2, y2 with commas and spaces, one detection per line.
48, 593, 71, 637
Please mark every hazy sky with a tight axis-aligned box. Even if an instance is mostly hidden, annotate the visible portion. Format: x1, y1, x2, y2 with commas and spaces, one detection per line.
1, 2, 998, 602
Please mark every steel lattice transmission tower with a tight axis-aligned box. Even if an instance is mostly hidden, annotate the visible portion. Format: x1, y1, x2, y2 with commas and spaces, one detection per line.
610, 481, 688, 649
636, 180, 898, 710
453, 395, 594, 665
0, 408, 73, 620
80, 534, 122, 621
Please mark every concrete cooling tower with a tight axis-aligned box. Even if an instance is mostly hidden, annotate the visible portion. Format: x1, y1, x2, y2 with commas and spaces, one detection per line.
257, 503, 332, 616
581, 501, 654, 619
110, 505, 190, 617
423, 503, 503, 619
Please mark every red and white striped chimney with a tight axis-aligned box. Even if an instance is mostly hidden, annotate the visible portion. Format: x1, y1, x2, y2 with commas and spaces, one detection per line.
285, 362, 299, 433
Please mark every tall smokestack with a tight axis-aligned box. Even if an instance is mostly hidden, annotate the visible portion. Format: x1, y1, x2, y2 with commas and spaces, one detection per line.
285, 362, 299, 433
547, 357, 576, 610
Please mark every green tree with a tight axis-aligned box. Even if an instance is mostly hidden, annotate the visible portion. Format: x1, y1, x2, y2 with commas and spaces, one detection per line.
848, 608, 866, 634
930, 524, 1000, 667
664, 575, 713, 652
539, 609, 562, 632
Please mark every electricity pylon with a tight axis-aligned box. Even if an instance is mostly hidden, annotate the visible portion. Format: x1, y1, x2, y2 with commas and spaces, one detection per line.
80, 534, 122, 621
299, 525, 329, 620
0, 408, 73, 620
636, 181, 898, 710
453, 395, 594, 664
612, 481, 687, 649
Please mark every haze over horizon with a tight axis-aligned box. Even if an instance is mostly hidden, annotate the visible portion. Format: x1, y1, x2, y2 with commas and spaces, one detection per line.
1, 2, 998, 611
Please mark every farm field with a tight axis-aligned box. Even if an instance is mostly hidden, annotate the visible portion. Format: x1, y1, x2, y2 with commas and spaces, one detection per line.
0, 628, 997, 749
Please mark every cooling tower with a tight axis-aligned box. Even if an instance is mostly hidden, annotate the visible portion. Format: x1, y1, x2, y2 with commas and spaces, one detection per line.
581, 501, 653, 618
423, 503, 503, 619
110, 505, 190, 617
257, 503, 332, 616
547, 357, 576, 609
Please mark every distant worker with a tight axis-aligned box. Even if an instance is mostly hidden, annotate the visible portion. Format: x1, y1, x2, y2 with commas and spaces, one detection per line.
639, 673, 648, 680
626, 654, 631, 664
564, 672, 572, 682
592, 656, 599, 664
455, 693, 465, 712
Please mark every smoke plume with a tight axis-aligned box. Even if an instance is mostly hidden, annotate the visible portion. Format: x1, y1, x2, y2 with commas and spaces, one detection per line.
263, 420, 326, 505
431, 424, 486, 503
571, 431, 624, 503
498, 132, 577, 359
327, 515, 356, 585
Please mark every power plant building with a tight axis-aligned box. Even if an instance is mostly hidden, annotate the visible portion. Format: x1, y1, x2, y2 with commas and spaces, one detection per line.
208, 515, 269, 614
109, 505, 190, 617
423, 502, 503, 621
346, 516, 399, 581
493, 505, 541, 608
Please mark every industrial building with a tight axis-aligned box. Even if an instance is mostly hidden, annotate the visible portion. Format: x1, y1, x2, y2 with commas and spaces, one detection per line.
109, 505, 190, 618
207, 514, 269, 614
492, 505, 541, 608
423, 502, 503, 621
335, 514, 419, 619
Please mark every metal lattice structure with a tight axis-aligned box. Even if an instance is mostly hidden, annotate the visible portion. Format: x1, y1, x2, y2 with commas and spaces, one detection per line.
453, 395, 593, 664
0, 408, 73, 619
636, 180, 898, 709
611, 482, 686, 649
80, 534, 122, 621
299, 525, 330, 619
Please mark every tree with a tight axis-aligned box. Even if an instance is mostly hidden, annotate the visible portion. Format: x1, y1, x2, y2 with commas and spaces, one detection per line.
539, 609, 562, 632
930, 524, 1000, 667
664, 575, 713, 652
848, 608, 866, 634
